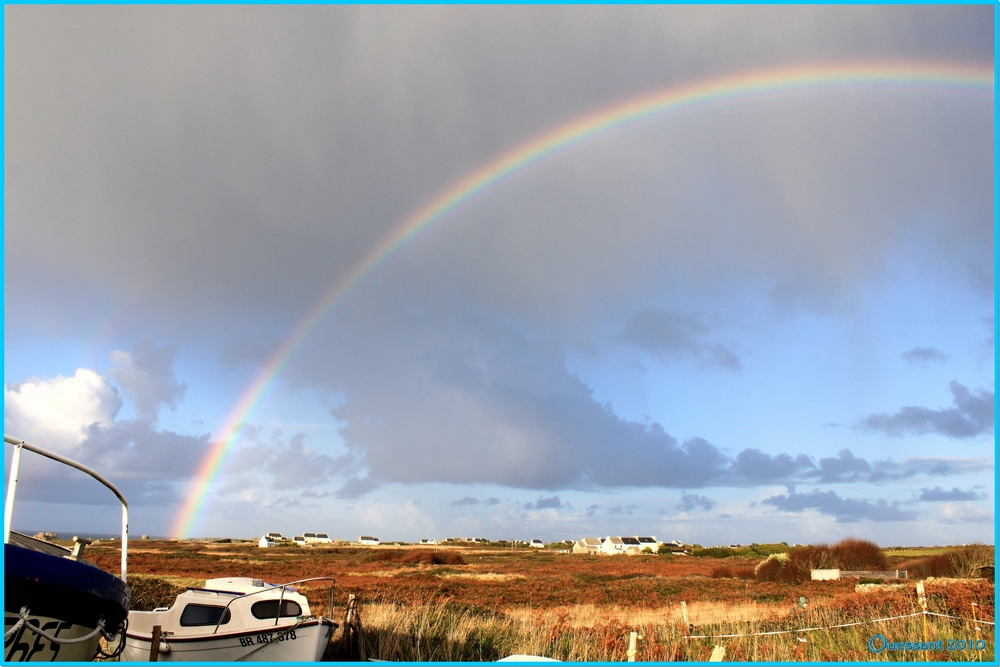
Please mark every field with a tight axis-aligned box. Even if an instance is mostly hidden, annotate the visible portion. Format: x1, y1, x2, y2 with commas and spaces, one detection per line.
87, 540, 994, 662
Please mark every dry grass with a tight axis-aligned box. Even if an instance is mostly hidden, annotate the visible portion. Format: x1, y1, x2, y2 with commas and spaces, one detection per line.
437, 572, 527, 582
353, 595, 993, 662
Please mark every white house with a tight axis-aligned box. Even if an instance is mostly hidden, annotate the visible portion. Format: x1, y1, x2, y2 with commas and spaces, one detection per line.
258, 535, 276, 548
303, 532, 332, 544
529, 539, 545, 548
359, 535, 380, 546
293, 536, 307, 546
601, 536, 644, 555
573, 537, 603, 555
420, 538, 437, 545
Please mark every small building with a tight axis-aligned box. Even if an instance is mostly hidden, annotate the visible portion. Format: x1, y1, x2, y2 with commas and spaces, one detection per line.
420, 538, 437, 545
359, 535, 380, 546
529, 539, 545, 548
602, 536, 625, 555
293, 536, 307, 546
620, 536, 642, 555
258, 536, 276, 548
573, 537, 603, 555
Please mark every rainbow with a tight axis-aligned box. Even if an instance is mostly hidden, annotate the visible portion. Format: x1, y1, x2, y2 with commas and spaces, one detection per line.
170, 61, 992, 538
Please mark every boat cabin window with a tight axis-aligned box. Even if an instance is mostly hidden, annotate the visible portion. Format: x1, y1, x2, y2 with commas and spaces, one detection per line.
180, 604, 232, 627
250, 600, 302, 620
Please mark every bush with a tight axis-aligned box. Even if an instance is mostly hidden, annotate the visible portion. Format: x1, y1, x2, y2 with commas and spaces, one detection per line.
692, 547, 736, 559
711, 566, 733, 578
397, 550, 466, 565
829, 538, 887, 570
127, 575, 182, 611
947, 544, 994, 579
900, 554, 954, 579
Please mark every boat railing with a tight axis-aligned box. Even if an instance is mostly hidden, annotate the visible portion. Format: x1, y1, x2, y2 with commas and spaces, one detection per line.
211, 577, 337, 634
3, 435, 129, 580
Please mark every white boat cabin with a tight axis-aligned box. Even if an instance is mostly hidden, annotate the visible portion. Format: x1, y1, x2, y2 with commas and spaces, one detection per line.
123, 577, 336, 662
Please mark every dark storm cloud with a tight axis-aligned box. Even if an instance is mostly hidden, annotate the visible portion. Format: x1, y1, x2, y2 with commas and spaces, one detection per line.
4, 7, 992, 520
918, 487, 982, 502
326, 315, 731, 490
901, 347, 947, 364
111, 340, 187, 424
618, 309, 741, 371
524, 495, 562, 510
677, 492, 716, 512
762, 489, 918, 523
5, 6, 991, 343
451, 496, 480, 507
857, 381, 993, 439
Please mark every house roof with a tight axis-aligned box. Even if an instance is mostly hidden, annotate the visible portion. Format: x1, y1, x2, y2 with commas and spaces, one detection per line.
605, 537, 624, 545
636, 537, 657, 543
578, 537, 602, 546
620, 537, 641, 545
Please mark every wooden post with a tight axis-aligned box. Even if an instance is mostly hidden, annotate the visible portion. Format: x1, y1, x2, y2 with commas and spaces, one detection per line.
627, 631, 640, 662
149, 625, 162, 662
709, 645, 726, 662
915, 582, 928, 645
680, 600, 689, 627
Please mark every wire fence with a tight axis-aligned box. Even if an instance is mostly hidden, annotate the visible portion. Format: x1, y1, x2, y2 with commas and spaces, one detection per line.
684, 610, 994, 640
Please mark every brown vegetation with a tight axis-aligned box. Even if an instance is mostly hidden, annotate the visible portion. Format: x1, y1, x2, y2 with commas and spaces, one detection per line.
88, 540, 993, 662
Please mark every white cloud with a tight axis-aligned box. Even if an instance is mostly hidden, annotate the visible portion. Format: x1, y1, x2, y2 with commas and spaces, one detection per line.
935, 502, 993, 524
5, 369, 122, 454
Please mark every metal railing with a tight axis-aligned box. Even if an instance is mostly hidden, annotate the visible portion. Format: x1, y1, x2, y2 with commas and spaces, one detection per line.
211, 577, 337, 634
4, 435, 129, 580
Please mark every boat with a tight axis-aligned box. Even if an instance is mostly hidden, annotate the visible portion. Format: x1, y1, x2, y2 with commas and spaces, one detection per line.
3, 435, 130, 661
122, 576, 337, 661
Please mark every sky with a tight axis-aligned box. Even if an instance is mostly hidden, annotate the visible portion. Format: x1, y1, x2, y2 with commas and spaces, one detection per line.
4, 6, 995, 546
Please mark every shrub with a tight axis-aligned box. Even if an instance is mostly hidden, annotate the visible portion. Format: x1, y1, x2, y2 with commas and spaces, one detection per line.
754, 554, 787, 582
398, 550, 466, 565
692, 547, 736, 559
127, 575, 182, 611
829, 538, 887, 570
947, 543, 994, 579
711, 566, 733, 578
900, 554, 954, 579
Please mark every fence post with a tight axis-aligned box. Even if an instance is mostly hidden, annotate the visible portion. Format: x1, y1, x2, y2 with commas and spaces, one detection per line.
680, 600, 689, 627
915, 582, 928, 645
627, 631, 639, 662
709, 645, 726, 662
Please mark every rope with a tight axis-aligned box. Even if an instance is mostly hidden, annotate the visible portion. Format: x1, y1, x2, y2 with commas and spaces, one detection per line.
3, 608, 108, 645
685, 612, 924, 639
4, 608, 28, 641
684, 610, 995, 640
924, 611, 995, 626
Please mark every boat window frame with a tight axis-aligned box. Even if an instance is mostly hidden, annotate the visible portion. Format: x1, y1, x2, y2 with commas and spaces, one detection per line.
179, 603, 233, 627
250, 599, 302, 620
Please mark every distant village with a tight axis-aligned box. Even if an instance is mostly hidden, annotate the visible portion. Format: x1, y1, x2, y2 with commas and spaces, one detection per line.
257, 532, 694, 555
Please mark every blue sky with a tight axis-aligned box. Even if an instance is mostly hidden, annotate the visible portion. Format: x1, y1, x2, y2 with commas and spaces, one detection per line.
4, 5, 994, 546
